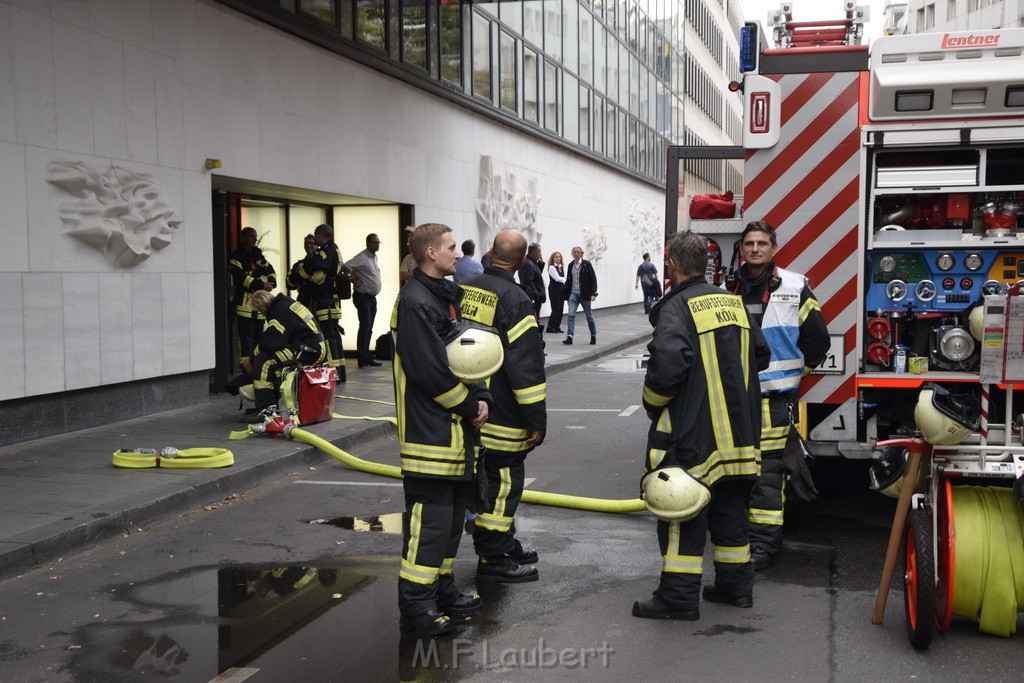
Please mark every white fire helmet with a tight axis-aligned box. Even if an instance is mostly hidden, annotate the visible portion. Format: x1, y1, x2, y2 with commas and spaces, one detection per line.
914, 383, 980, 445
968, 305, 984, 342
641, 467, 712, 522
868, 446, 907, 498
445, 323, 504, 383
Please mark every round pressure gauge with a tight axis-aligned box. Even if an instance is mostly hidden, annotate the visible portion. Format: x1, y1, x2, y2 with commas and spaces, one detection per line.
964, 253, 984, 271
982, 279, 1007, 295
879, 255, 897, 273
885, 279, 908, 302
915, 279, 937, 302
935, 253, 955, 271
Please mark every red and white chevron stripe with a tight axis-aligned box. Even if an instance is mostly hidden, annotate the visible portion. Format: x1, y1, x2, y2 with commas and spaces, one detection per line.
743, 71, 862, 405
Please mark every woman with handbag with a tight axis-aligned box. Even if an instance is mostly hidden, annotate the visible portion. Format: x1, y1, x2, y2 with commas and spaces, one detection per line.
546, 251, 566, 333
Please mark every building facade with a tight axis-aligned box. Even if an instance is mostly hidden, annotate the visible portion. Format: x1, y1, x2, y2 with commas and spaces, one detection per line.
0, 0, 741, 444
906, 0, 1023, 32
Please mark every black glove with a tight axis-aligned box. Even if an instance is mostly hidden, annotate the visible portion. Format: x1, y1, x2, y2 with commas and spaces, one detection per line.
781, 432, 819, 502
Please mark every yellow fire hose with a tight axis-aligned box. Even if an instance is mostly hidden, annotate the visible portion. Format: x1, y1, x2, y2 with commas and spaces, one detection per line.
113, 447, 234, 469
950, 486, 1024, 637
288, 427, 647, 514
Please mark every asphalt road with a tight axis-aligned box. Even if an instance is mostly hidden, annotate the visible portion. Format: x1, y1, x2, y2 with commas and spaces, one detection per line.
0, 349, 1021, 682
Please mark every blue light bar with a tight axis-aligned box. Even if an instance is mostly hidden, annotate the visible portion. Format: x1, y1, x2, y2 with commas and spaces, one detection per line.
739, 24, 758, 73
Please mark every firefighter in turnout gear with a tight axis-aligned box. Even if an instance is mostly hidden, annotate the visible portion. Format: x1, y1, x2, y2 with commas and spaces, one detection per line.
460, 229, 547, 584
633, 231, 770, 621
293, 223, 347, 382
229, 226, 277, 370
392, 223, 493, 637
242, 290, 326, 421
728, 221, 830, 571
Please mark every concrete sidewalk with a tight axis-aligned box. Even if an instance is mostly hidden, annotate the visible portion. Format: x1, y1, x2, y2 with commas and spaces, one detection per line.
0, 306, 651, 579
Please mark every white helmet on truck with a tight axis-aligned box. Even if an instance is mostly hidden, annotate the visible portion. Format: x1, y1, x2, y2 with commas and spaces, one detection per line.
641, 467, 712, 522
914, 383, 979, 445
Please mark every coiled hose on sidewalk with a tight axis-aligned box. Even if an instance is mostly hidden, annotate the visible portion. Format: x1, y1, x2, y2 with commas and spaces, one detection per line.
950, 485, 1024, 637
289, 427, 646, 514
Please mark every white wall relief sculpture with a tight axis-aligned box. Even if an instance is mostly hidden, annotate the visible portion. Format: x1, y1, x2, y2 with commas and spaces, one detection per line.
629, 201, 663, 261
476, 156, 542, 249
582, 224, 608, 262
47, 161, 182, 268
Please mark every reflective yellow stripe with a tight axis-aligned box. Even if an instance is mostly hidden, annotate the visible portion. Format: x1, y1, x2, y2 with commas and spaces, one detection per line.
648, 448, 666, 471
507, 314, 537, 343
513, 382, 547, 405
713, 544, 751, 564
643, 384, 672, 407
663, 522, 703, 574
701, 333, 733, 451
480, 435, 531, 452
475, 511, 513, 532
799, 296, 820, 324
434, 383, 470, 410
656, 408, 672, 433
400, 457, 465, 477
748, 508, 784, 526
400, 558, 439, 585
689, 447, 761, 486
407, 503, 423, 563
267, 320, 285, 334
439, 557, 455, 575
481, 423, 528, 439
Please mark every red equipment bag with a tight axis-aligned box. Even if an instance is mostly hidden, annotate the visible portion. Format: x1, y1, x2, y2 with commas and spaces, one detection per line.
297, 366, 337, 425
689, 191, 736, 219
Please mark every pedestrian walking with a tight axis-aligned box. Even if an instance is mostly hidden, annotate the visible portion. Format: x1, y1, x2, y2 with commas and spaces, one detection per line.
563, 246, 598, 345
545, 251, 566, 333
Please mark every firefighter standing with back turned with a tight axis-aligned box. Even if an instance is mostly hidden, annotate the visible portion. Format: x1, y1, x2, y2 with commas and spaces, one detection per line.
727, 220, 830, 571
392, 223, 493, 636
228, 226, 276, 371
633, 231, 770, 620
460, 229, 546, 584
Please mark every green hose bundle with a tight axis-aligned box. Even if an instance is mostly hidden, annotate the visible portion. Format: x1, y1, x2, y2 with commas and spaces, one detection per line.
950, 485, 1024, 637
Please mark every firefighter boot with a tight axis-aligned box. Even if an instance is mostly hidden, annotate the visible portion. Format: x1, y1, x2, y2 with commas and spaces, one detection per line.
508, 539, 538, 565
631, 594, 699, 621
399, 609, 455, 636
751, 546, 773, 572
438, 592, 482, 619
701, 585, 753, 608
476, 555, 539, 584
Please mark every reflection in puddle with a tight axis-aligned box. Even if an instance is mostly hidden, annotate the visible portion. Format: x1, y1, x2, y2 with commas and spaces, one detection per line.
69, 564, 402, 681
594, 355, 648, 372
304, 512, 403, 533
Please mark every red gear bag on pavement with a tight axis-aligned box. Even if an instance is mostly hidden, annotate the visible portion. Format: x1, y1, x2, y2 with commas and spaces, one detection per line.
297, 366, 337, 425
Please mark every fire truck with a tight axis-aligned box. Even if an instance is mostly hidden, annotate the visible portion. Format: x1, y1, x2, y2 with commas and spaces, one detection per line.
665, 5, 1024, 459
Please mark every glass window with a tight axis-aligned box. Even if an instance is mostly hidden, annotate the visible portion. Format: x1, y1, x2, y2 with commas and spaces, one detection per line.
339, 0, 353, 37
402, 0, 428, 70
619, 44, 629, 109
579, 8, 593, 84
617, 109, 627, 164
626, 54, 634, 114
356, 0, 386, 50
594, 23, 606, 94
544, 0, 561, 62
544, 60, 559, 133
499, 30, 517, 111
440, 0, 462, 85
638, 63, 648, 120
605, 104, 616, 158
473, 12, 492, 100
301, 0, 338, 27
605, 32, 616, 101
593, 94, 604, 154
563, 73, 579, 143
562, 0, 577, 73
524, 0, 543, 47
478, 0, 498, 17
501, 0, 522, 34
579, 83, 591, 148
524, 46, 540, 123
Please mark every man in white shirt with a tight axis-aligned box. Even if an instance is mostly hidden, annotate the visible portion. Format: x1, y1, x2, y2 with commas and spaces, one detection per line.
345, 233, 384, 367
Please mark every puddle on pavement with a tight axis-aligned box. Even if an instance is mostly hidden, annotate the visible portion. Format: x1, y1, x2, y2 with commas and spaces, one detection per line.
594, 354, 648, 372
67, 562, 515, 682
303, 512, 403, 533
